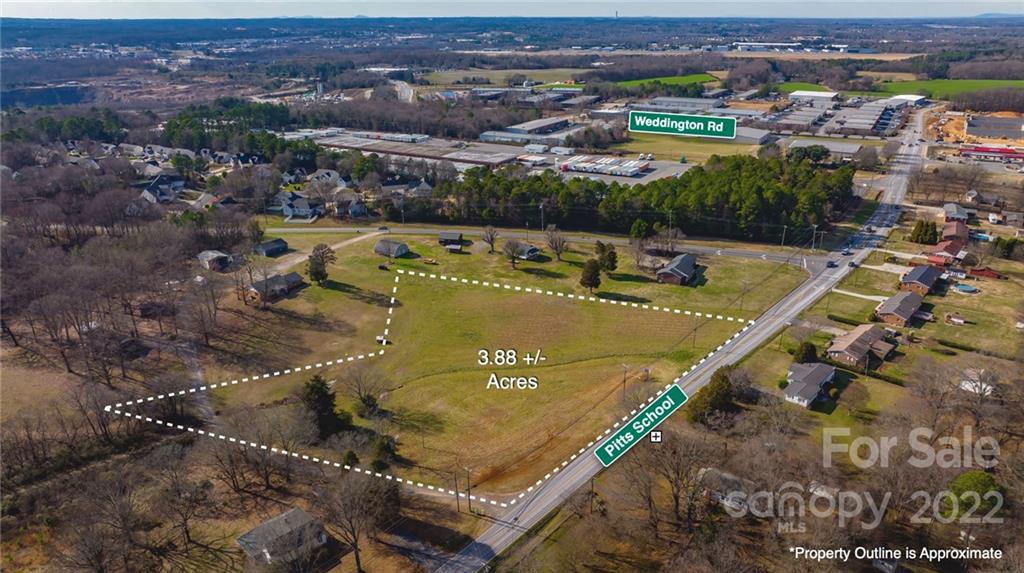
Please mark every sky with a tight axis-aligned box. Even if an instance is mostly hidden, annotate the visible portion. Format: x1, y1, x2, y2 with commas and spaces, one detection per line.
2, 1, 1022, 20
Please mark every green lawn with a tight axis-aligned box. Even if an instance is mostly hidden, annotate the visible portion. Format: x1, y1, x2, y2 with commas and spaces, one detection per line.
611, 131, 758, 163
873, 79, 1024, 99
617, 73, 718, 87
207, 233, 807, 492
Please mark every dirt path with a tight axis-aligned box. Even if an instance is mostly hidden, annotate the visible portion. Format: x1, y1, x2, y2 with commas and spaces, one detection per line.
271, 231, 383, 274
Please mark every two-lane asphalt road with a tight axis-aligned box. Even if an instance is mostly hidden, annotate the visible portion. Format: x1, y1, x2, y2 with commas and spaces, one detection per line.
433, 110, 926, 573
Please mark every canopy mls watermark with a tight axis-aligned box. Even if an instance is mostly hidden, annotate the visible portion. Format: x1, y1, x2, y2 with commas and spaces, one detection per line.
595, 384, 688, 466
628, 110, 737, 140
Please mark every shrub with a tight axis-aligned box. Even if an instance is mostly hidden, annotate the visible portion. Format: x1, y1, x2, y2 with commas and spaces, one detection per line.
778, 380, 789, 390
828, 388, 840, 400
828, 313, 863, 326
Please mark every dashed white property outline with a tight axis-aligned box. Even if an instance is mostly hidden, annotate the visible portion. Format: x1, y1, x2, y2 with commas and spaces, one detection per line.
106, 269, 752, 511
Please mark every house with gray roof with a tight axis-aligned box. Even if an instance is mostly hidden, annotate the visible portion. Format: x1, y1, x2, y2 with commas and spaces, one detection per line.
784, 362, 836, 408
237, 507, 329, 567
875, 291, 924, 327
943, 203, 969, 222
900, 265, 943, 296
656, 253, 699, 285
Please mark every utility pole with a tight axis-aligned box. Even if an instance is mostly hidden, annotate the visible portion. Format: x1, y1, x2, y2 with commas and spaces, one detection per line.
620, 364, 628, 401
453, 472, 460, 512
465, 467, 472, 513
540, 203, 545, 231
780, 224, 787, 248
811, 224, 819, 251
525, 221, 529, 242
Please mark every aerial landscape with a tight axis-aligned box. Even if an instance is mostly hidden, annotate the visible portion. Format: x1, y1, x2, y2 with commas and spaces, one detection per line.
1, 3, 1023, 572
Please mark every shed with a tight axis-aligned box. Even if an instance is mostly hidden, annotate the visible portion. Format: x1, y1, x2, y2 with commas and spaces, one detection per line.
374, 239, 410, 258
247, 272, 305, 303
196, 250, 232, 272
438, 231, 464, 245
237, 508, 328, 566
254, 238, 289, 258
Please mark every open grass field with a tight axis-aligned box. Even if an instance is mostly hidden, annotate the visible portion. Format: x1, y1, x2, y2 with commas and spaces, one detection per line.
206, 233, 806, 492
855, 71, 917, 82
617, 73, 718, 87
873, 79, 1024, 99
423, 67, 591, 86
611, 131, 758, 163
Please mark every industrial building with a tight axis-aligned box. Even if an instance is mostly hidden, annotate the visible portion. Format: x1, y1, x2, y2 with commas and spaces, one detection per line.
505, 116, 572, 135
764, 107, 825, 133
827, 97, 908, 136
788, 138, 863, 161
733, 41, 803, 51
651, 96, 724, 110
558, 155, 650, 177
733, 127, 772, 144
787, 90, 840, 109
560, 94, 602, 108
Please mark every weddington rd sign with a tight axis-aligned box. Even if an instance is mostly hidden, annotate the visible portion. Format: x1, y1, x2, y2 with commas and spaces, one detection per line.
628, 110, 737, 140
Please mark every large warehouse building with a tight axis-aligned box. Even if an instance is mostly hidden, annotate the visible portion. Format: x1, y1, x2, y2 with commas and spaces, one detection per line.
788, 90, 840, 109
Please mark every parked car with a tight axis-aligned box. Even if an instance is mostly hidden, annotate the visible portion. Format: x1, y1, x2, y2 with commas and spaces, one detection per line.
848, 261, 858, 268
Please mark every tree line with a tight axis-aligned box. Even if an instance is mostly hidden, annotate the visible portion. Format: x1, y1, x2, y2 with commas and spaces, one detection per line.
397, 154, 854, 242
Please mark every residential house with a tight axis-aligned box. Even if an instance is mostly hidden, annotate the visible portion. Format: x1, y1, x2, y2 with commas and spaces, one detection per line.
513, 243, 542, 261
308, 169, 340, 186
927, 239, 965, 263
212, 151, 236, 165
656, 253, 699, 285
943, 203, 969, 222
282, 197, 325, 219
254, 238, 289, 257
696, 467, 761, 513
784, 362, 836, 408
348, 200, 369, 218
281, 168, 307, 185
190, 192, 219, 211
1003, 211, 1024, 228
826, 324, 895, 370
438, 231, 464, 246
874, 291, 924, 327
140, 174, 185, 204
406, 180, 433, 199
132, 160, 165, 178
900, 265, 943, 296
941, 221, 969, 242
237, 507, 329, 567
269, 191, 303, 212
247, 272, 305, 303
196, 250, 233, 272
117, 143, 144, 156
374, 239, 410, 258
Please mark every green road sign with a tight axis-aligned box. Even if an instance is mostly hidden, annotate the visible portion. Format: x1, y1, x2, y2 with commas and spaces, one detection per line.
595, 384, 688, 467
628, 110, 737, 140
